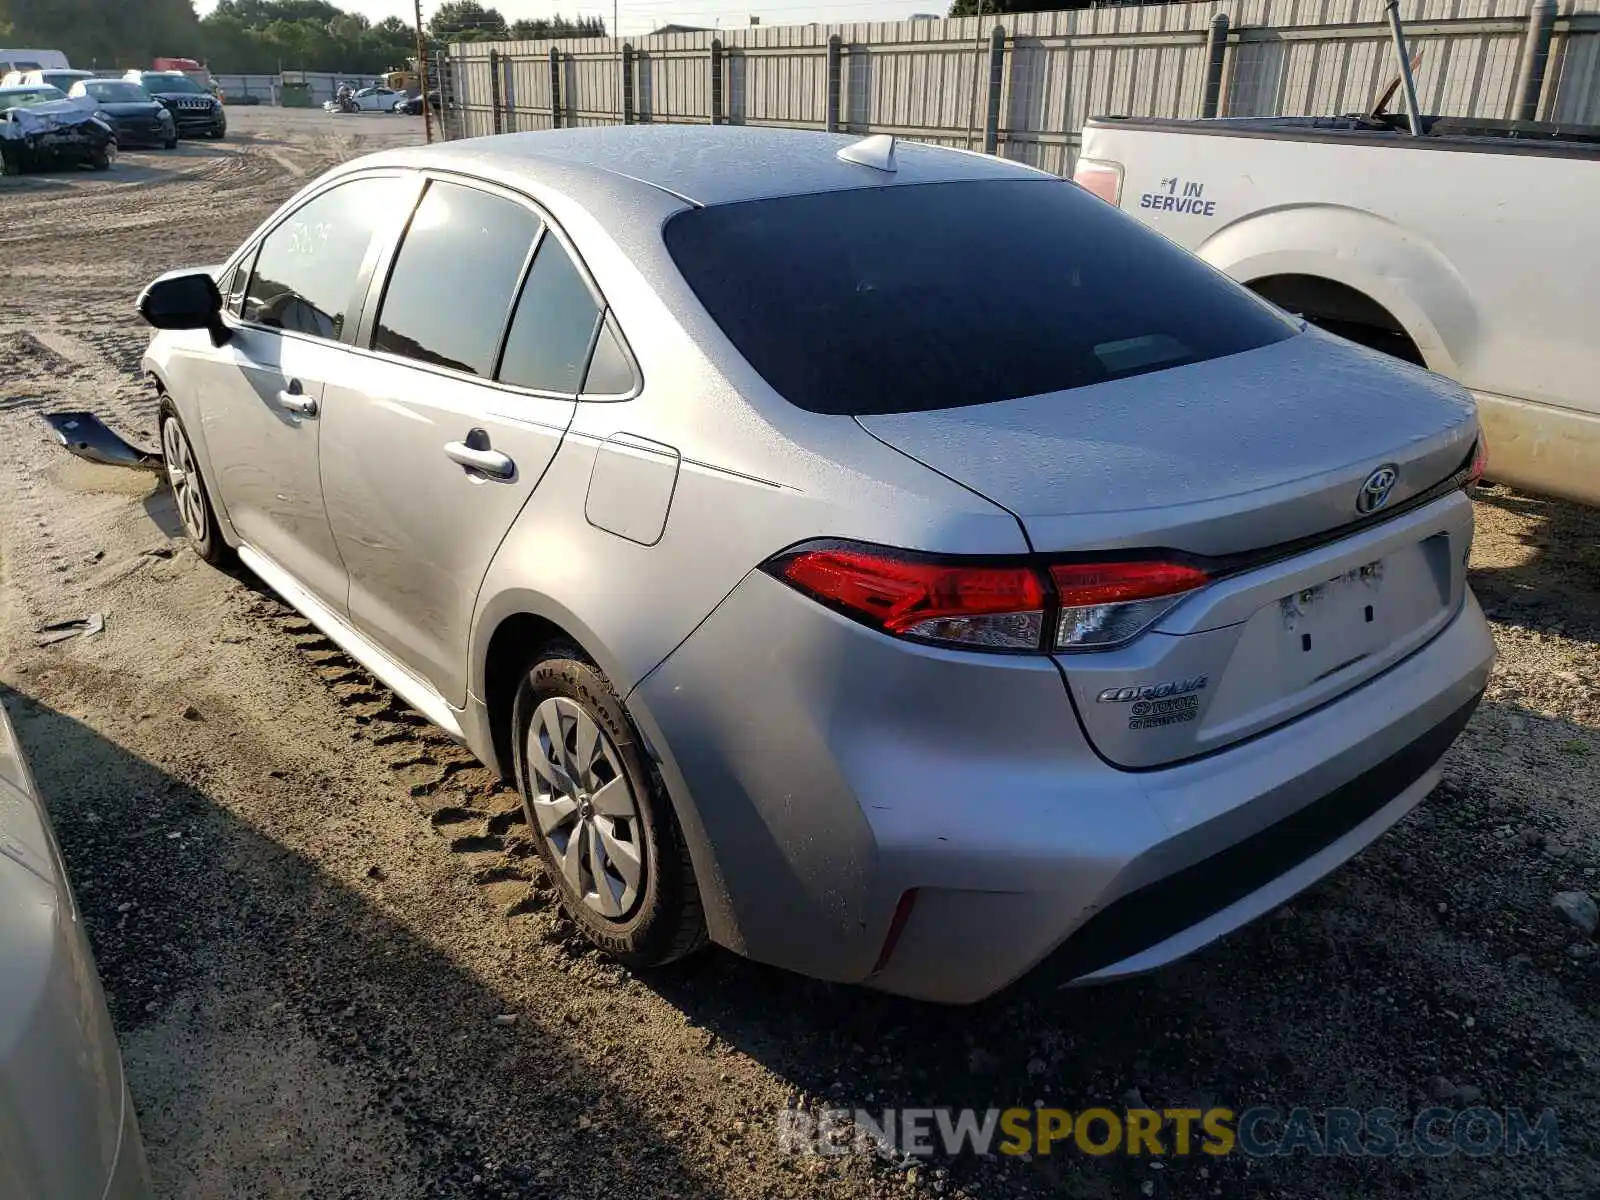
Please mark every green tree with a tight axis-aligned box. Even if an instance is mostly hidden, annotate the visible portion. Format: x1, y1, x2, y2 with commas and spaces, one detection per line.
947, 0, 1091, 13
429, 0, 507, 41
509, 14, 606, 39
0, 0, 203, 69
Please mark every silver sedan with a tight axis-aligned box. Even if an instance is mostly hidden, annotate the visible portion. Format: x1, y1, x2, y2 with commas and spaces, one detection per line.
137, 126, 1494, 1002
0, 698, 152, 1196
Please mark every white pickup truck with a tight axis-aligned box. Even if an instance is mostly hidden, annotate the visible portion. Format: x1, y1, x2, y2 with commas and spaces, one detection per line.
1074, 113, 1600, 506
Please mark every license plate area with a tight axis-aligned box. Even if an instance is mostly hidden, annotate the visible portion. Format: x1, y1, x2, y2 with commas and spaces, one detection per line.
1202, 533, 1453, 736
1278, 560, 1393, 687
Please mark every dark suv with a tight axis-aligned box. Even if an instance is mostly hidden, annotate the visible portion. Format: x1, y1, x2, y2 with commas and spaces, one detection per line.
122, 71, 225, 139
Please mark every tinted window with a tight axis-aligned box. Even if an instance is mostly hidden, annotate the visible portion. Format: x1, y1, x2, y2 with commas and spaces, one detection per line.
245, 177, 400, 341
581, 316, 636, 396
663, 179, 1296, 416
143, 74, 203, 93
498, 236, 602, 393
374, 181, 540, 377
83, 81, 148, 103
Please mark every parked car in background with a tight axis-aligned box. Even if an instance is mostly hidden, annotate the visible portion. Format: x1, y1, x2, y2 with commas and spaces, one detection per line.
0, 697, 153, 1198
122, 70, 225, 139
137, 126, 1493, 1003
392, 92, 435, 115
0, 85, 117, 174
1076, 112, 1600, 507
2, 67, 94, 93
69, 79, 177, 150
0, 48, 71, 77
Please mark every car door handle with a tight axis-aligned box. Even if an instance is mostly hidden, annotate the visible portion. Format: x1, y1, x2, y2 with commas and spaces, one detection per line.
444, 441, 515, 479
275, 389, 318, 417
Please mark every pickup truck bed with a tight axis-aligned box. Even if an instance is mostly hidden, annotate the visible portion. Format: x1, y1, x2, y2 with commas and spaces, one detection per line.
1077, 113, 1600, 506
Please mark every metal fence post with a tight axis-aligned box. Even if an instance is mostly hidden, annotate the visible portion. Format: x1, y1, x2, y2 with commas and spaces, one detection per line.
710, 38, 724, 125
1202, 12, 1229, 118
548, 47, 562, 129
488, 49, 503, 134
622, 43, 635, 124
826, 34, 843, 131
1515, 0, 1557, 121
982, 24, 1006, 155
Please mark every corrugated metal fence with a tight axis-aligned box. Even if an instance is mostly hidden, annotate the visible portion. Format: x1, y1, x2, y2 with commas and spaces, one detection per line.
441, 0, 1600, 172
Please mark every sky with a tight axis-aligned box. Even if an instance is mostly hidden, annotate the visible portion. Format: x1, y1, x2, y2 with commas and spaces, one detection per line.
194, 0, 944, 38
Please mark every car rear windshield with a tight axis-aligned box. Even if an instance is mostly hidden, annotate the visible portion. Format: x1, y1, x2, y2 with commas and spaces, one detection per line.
85, 82, 148, 103
662, 178, 1296, 416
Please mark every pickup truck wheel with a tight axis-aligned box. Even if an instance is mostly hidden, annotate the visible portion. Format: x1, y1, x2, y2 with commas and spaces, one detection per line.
159, 405, 234, 567
512, 648, 707, 969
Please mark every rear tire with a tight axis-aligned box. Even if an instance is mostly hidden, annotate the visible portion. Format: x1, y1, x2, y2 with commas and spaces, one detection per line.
512, 647, 707, 969
158, 404, 234, 567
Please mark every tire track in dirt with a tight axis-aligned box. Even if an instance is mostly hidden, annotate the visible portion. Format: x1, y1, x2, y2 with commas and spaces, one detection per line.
237, 591, 587, 959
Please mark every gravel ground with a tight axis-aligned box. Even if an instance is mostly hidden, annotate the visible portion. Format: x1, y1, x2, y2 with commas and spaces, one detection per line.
0, 108, 1597, 1200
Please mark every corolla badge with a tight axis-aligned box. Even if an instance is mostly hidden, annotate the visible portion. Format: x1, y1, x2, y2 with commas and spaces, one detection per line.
1356, 464, 1399, 514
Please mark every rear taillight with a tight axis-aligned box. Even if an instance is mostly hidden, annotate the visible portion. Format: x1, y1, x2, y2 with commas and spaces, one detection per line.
774, 546, 1047, 650
1071, 157, 1124, 206
1050, 561, 1209, 649
766, 542, 1208, 653
1464, 436, 1488, 488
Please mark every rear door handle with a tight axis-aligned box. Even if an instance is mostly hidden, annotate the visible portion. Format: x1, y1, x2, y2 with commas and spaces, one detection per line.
275, 387, 318, 417
444, 440, 515, 480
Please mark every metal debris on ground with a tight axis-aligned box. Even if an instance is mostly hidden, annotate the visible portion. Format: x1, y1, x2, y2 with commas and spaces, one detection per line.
42, 411, 162, 471
35, 612, 105, 645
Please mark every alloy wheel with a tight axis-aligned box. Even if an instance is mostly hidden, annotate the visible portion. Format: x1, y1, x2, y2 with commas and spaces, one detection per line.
525, 696, 645, 919
161, 416, 208, 543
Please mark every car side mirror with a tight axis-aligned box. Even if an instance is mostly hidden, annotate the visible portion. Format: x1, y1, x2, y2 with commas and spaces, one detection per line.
138, 271, 231, 347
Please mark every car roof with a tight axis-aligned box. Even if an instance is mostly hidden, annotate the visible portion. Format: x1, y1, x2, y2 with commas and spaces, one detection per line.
369, 124, 1050, 209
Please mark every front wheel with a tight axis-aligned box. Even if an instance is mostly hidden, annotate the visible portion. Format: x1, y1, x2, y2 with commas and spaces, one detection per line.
513, 649, 707, 968
159, 405, 234, 566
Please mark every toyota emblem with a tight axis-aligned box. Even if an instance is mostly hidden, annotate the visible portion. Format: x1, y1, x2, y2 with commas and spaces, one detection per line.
1356, 464, 1399, 514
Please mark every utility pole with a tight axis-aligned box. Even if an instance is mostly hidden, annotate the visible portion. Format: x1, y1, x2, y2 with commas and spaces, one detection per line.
414, 0, 434, 143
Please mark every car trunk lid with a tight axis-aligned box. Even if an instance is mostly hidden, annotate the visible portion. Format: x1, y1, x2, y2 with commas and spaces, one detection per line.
856, 332, 1479, 767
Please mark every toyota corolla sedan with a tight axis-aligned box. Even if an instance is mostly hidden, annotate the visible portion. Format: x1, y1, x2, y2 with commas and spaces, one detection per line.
137, 126, 1494, 1003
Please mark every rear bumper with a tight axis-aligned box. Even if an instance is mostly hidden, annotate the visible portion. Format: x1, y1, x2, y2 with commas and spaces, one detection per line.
629, 570, 1495, 1004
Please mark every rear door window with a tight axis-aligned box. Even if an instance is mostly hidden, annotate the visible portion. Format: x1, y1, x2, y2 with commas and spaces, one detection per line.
497, 235, 604, 394
244, 176, 404, 341
663, 178, 1296, 415
372, 180, 541, 377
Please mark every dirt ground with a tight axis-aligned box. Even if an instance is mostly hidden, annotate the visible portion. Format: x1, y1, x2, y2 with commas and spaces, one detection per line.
1, 107, 1597, 1200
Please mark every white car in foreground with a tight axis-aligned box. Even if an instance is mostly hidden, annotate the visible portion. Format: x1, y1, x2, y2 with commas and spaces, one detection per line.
0, 698, 151, 1197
